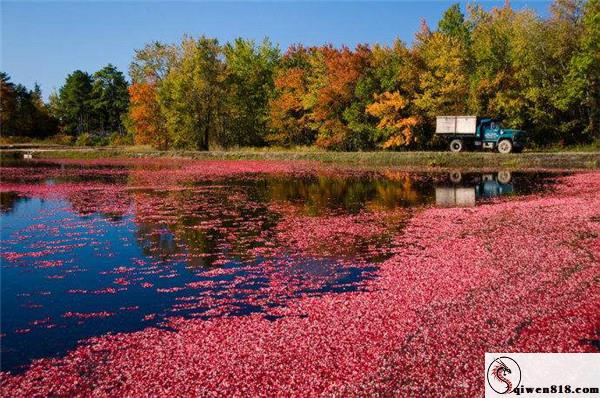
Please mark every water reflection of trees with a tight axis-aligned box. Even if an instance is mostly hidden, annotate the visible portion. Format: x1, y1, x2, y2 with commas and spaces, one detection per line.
0, 192, 31, 214
67, 188, 132, 221
129, 175, 425, 266
42, 170, 439, 269
131, 188, 277, 270
57, 170, 561, 264
265, 173, 433, 215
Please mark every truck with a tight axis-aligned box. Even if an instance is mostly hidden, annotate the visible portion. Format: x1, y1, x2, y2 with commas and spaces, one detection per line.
435, 116, 526, 153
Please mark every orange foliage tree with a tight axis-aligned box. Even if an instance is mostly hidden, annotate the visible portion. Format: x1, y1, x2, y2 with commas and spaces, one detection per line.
308, 45, 371, 150
128, 83, 169, 149
267, 45, 315, 146
366, 91, 420, 148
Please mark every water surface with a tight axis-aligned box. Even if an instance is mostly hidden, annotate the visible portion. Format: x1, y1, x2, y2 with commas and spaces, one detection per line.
0, 159, 564, 372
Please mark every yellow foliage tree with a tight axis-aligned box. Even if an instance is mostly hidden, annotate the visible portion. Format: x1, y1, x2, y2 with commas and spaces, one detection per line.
366, 91, 420, 148
413, 32, 470, 117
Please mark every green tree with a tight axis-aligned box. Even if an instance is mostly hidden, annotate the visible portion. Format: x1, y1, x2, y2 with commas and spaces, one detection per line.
159, 36, 225, 150
1, 72, 16, 133
223, 38, 280, 147
438, 3, 471, 46
468, 5, 527, 127
467, 0, 590, 146
90, 64, 129, 133
413, 31, 470, 118
29, 83, 58, 137
11, 85, 37, 134
129, 41, 179, 84
55, 70, 93, 134
1, 73, 57, 137
562, 0, 600, 139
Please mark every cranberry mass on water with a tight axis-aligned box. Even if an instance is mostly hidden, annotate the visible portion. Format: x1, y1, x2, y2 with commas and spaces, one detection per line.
1, 159, 598, 396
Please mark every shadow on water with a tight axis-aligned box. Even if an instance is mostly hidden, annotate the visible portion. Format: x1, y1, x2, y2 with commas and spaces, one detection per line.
0, 160, 566, 372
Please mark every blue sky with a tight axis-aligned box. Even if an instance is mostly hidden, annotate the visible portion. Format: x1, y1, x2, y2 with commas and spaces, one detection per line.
1, 1, 551, 100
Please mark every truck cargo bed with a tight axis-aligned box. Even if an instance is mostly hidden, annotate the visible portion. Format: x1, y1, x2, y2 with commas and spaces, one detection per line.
436, 116, 477, 135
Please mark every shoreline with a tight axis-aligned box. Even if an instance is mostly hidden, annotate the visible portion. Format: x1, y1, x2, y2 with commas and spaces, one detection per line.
2, 148, 599, 171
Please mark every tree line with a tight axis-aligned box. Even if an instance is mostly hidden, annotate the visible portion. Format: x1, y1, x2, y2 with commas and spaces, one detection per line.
1, 72, 58, 138
1, 65, 129, 145
2, 1, 598, 149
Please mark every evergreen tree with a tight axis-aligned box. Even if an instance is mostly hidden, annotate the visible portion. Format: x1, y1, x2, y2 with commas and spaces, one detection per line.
0, 72, 57, 137
55, 70, 93, 134
0, 72, 16, 133
90, 64, 129, 133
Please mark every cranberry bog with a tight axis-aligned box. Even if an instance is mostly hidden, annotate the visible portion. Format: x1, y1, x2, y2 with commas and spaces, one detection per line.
1, 158, 599, 396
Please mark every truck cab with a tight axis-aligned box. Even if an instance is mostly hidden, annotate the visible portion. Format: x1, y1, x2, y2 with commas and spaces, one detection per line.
436, 116, 526, 153
476, 118, 526, 153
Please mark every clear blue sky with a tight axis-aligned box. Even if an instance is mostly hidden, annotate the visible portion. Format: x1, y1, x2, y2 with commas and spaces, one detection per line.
1, 1, 551, 100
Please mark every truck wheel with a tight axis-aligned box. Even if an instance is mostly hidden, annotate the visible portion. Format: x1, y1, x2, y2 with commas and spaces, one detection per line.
449, 171, 463, 183
497, 139, 513, 154
449, 139, 464, 152
497, 171, 512, 184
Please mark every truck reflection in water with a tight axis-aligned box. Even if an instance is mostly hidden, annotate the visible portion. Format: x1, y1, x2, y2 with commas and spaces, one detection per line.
436, 171, 517, 207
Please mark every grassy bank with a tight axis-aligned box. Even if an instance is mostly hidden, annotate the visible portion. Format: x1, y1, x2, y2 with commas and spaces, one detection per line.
2, 146, 599, 170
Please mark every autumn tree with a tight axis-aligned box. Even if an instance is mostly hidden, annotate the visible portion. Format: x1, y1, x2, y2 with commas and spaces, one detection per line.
128, 83, 168, 148
41, 1, 599, 149
129, 41, 179, 84
268, 45, 316, 146
127, 42, 177, 148
307, 45, 371, 150
362, 40, 424, 148
366, 91, 420, 148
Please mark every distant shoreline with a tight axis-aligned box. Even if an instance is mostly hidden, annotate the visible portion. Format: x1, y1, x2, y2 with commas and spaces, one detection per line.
2, 147, 599, 171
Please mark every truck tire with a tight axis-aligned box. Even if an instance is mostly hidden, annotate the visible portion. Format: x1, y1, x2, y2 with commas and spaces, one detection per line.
449, 139, 464, 152
497, 171, 512, 184
497, 139, 513, 154
449, 171, 463, 183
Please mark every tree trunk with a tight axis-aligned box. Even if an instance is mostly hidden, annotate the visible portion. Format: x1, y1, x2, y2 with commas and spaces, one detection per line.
589, 78, 600, 138
203, 109, 211, 151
